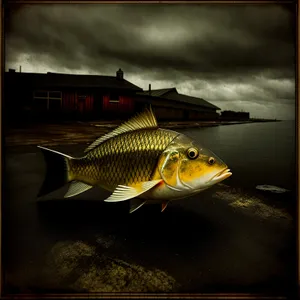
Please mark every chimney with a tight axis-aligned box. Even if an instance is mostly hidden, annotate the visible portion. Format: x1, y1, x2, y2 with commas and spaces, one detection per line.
9, 68, 16, 73
19, 65, 22, 73
148, 84, 151, 95
116, 68, 124, 80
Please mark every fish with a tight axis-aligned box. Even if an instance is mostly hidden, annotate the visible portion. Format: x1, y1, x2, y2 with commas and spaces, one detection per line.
37, 107, 232, 213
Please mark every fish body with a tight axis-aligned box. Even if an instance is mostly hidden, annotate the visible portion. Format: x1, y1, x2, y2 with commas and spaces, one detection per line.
68, 128, 177, 192
38, 107, 232, 213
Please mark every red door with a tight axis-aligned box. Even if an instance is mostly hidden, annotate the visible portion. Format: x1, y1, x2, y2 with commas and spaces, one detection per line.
77, 94, 86, 113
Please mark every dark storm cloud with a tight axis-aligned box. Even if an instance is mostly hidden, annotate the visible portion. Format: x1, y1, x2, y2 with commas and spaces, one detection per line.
5, 4, 296, 119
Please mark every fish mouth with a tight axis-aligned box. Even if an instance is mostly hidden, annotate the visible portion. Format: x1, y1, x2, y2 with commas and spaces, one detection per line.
210, 168, 232, 183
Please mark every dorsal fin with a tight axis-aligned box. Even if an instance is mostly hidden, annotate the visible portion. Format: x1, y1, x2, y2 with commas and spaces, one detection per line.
84, 106, 158, 153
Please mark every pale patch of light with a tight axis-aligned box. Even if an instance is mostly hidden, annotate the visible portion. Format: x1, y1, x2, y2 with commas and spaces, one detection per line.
260, 77, 295, 91
6, 53, 94, 74
6, 53, 55, 73
140, 24, 190, 47
174, 80, 251, 102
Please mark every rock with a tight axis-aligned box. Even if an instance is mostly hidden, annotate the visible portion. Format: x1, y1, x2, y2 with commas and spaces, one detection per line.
40, 240, 96, 289
256, 185, 290, 194
213, 188, 292, 221
74, 259, 176, 292
39, 240, 177, 292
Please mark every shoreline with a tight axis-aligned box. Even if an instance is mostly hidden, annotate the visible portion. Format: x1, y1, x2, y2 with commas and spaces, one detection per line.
87, 119, 282, 130
5, 119, 282, 147
154, 119, 280, 129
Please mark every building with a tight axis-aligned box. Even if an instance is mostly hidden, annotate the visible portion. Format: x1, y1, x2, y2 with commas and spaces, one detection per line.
220, 110, 250, 121
4, 68, 142, 122
135, 87, 221, 121
4, 69, 221, 123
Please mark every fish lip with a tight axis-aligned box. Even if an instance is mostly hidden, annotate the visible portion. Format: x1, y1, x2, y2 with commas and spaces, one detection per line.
210, 168, 232, 182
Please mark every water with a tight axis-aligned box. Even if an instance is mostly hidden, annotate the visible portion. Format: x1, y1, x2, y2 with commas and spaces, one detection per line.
4, 121, 297, 294
180, 121, 296, 192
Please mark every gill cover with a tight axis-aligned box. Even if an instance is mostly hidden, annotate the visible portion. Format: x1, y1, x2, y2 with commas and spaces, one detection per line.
159, 134, 193, 192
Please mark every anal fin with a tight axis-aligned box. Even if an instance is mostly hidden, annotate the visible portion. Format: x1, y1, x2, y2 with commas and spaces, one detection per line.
129, 199, 147, 213
104, 179, 162, 202
64, 181, 93, 198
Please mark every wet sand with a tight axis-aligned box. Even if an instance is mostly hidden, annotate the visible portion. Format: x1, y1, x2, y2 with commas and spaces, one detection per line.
3, 140, 296, 296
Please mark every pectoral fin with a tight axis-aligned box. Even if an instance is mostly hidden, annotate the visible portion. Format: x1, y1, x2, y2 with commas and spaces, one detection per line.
104, 179, 163, 202
161, 201, 169, 212
129, 199, 147, 213
64, 181, 93, 198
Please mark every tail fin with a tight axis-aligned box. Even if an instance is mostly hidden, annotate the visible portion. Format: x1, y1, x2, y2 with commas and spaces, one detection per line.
37, 146, 73, 197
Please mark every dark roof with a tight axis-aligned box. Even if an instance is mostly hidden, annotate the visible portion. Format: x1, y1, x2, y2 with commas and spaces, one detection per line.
5, 71, 143, 91
164, 91, 220, 110
138, 88, 177, 97
138, 88, 220, 110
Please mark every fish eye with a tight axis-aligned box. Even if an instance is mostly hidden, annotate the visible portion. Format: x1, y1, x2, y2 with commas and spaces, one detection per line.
208, 157, 215, 165
187, 147, 199, 160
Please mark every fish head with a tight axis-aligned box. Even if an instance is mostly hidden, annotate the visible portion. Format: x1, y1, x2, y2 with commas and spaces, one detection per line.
159, 133, 232, 193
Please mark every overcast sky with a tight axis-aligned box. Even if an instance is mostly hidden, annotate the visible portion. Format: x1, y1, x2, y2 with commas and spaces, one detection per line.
5, 4, 296, 120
